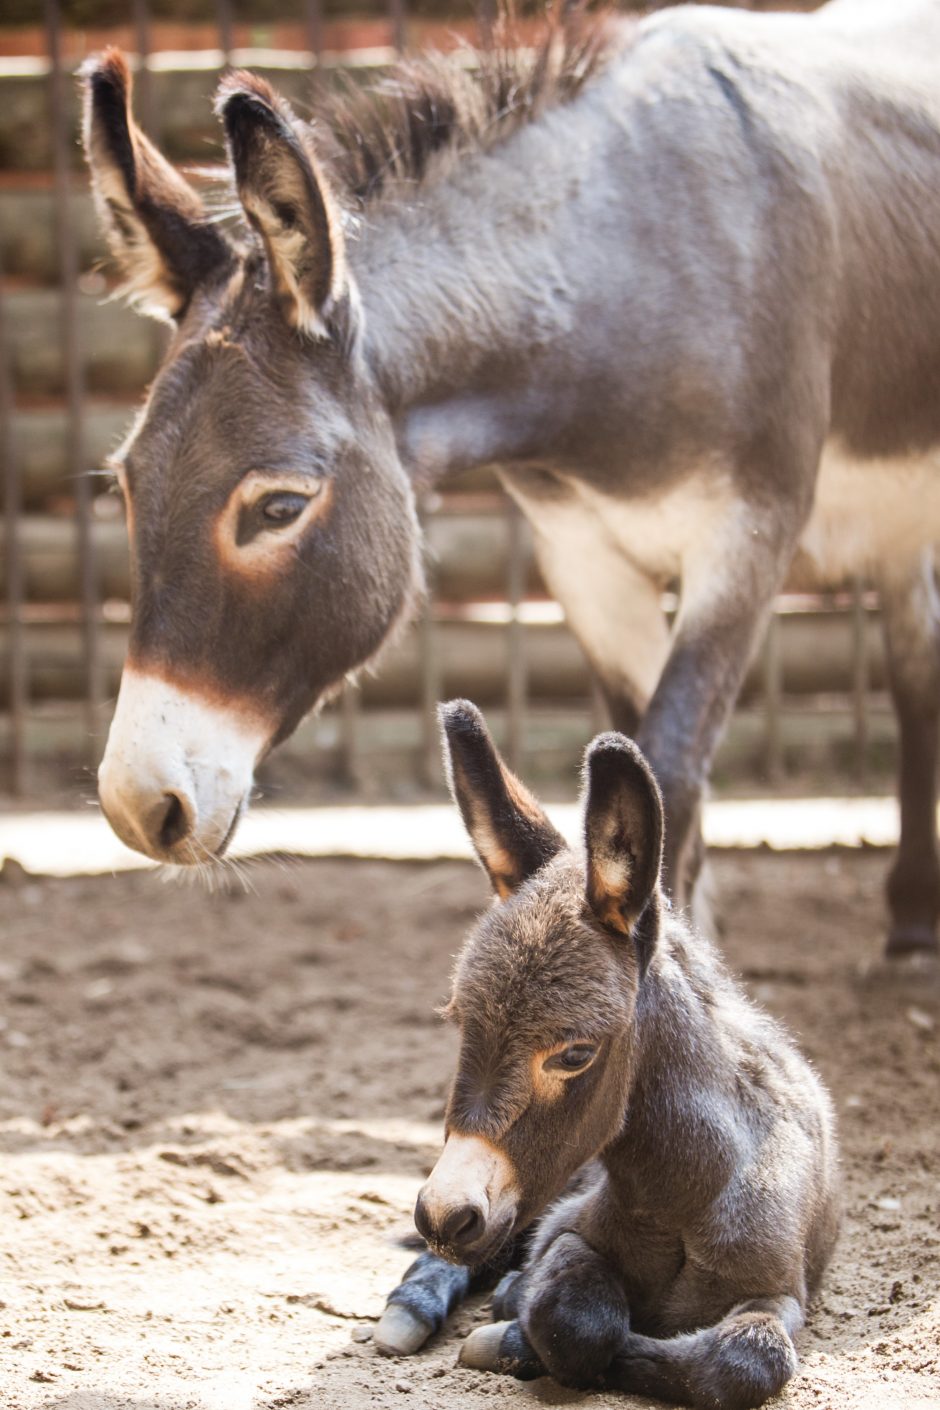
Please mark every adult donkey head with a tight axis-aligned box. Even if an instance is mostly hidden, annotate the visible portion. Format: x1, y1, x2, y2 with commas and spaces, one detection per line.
83, 52, 421, 862
416, 701, 664, 1266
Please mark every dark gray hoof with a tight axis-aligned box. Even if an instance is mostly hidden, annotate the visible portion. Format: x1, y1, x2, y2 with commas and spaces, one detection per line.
886, 924, 939, 959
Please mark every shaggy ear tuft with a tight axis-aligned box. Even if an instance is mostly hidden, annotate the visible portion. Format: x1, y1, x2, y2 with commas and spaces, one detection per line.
216, 71, 348, 340
440, 699, 566, 899
583, 733, 664, 947
81, 48, 232, 320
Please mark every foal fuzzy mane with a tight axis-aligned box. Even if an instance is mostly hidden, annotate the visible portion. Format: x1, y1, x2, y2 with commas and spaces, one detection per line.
309, 5, 625, 207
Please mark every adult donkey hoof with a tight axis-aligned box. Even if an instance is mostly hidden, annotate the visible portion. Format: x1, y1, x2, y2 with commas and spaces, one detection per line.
886, 924, 939, 959
374, 1304, 434, 1357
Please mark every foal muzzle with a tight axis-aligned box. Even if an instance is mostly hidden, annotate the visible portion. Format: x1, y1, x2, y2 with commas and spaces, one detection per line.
414, 1132, 519, 1265
98, 667, 269, 863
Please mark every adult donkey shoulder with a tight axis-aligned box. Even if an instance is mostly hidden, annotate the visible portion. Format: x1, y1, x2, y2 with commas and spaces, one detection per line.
379, 699, 840, 1405
85, 0, 940, 954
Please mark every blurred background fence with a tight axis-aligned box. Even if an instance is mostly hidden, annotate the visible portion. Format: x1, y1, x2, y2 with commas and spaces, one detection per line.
2, 0, 894, 805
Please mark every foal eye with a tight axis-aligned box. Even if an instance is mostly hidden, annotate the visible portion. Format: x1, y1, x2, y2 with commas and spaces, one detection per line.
543, 1044, 598, 1075
259, 492, 310, 527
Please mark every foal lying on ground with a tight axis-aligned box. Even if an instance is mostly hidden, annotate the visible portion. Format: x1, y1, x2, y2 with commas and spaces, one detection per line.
379, 701, 840, 1409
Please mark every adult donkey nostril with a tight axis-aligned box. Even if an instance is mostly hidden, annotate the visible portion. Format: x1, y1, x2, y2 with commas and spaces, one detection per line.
156, 790, 194, 851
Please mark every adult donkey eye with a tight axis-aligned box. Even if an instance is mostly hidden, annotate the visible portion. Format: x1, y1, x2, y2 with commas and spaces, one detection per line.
544, 1044, 597, 1074
259, 491, 310, 526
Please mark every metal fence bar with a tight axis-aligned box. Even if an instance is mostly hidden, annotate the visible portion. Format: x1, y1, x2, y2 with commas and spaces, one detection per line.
418, 494, 442, 789
131, 0, 157, 141
46, 0, 102, 760
0, 263, 27, 796
388, 0, 407, 54
506, 499, 528, 774
338, 682, 361, 787
762, 609, 783, 782
852, 577, 869, 783
216, 0, 234, 65
304, 0, 325, 60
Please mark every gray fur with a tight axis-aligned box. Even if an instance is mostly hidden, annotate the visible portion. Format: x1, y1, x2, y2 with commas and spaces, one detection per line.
83, 2, 940, 951
406, 700, 840, 1409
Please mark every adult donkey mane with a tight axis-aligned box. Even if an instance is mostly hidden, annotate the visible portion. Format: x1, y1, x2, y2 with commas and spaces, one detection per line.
305, 12, 621, 209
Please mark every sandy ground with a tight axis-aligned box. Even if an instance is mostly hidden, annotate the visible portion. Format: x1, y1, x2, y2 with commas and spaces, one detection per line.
0, 849, 938, 1410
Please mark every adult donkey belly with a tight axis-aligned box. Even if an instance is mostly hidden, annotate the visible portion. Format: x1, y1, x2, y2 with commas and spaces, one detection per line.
798, 444, 940, 584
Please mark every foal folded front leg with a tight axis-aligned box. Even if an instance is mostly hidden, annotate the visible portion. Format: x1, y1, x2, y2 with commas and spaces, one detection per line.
460, 1231, 630, 1388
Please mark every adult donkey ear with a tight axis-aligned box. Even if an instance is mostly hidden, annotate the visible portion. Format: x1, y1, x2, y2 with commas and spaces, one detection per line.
216, 72, 348, 340
440, 700, 566, 899
82, 49, 232, 320
583, 733, 664, 954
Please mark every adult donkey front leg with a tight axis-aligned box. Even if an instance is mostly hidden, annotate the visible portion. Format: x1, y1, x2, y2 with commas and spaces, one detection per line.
878, 550, 940, 957
634, 477, 816, 907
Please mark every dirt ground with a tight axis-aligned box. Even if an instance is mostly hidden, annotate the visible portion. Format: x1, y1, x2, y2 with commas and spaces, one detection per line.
0, 848, 937, 1410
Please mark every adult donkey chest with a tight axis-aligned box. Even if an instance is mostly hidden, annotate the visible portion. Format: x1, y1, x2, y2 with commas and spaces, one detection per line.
85, 1, 940, 955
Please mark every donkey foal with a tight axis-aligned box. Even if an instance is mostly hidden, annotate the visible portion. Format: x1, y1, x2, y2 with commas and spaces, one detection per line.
387, 701, 840, 1409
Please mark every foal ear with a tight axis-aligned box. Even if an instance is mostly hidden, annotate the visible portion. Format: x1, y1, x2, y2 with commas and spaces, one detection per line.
82, 50, 232, 320
583, 733, 664, 940
440, 700, 566, 899
216, 72, 347, 340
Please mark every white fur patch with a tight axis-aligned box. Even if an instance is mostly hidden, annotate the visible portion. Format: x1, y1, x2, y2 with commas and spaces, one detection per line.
801, 443, 940, 580
98, 668, 270, 862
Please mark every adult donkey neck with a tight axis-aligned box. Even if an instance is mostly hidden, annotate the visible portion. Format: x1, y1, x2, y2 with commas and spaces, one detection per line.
349, 38, 633, 479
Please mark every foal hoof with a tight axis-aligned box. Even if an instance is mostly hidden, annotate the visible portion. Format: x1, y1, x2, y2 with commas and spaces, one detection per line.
459, 1321, 513, 1372
374, 1304, 434, 1357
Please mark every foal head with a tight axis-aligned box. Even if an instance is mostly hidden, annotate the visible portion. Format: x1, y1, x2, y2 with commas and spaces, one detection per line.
416, 701, 664, 1266
83, 54, 421, 862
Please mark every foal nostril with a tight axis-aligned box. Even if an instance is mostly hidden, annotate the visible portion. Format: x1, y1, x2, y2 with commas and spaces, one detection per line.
156, 791, 194, 851
414, 1193, 486, 1251
441, 1203, 486, 1251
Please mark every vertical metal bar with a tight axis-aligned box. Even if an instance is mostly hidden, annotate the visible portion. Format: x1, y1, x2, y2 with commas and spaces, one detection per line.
131, 0, 157, 141
304, 0, 324, 59
216, 0, 234, 65
388, 0, 406, 54
0, 263, 27, 795
852, 576, 869, 784
590, 678, 608, 736
47, 0, 101, 759
418, 494, 441, 789
762, 608, 783, 783
337, 682, 361, 788
478, 0, 498, 46
506, 499, 528, 775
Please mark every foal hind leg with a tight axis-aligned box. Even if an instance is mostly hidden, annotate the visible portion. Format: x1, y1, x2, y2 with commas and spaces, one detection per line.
878, 551, 940, 957
607, 1293, 803, 1410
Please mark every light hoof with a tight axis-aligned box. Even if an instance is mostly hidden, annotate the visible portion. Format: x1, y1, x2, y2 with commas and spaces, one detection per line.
374, 1304, 433, 1357
459, 1320, 513, 1371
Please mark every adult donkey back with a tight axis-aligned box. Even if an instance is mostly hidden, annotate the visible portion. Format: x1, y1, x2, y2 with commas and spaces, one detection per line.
86, 0, 940, 954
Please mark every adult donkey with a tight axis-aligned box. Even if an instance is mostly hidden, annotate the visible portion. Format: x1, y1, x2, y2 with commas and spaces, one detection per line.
85, 0, 940, 954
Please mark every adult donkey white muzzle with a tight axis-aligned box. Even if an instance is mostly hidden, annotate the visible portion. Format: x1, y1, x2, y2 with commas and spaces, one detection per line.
98, 668, 269, 863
